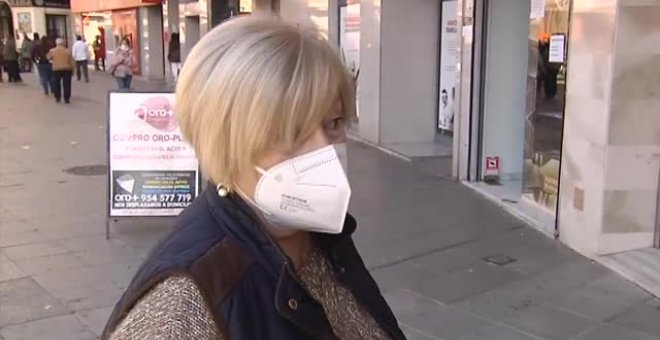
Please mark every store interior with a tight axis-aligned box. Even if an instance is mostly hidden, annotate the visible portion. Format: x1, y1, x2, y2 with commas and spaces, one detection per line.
469, 0, 570, 236
522, 0, 570, 215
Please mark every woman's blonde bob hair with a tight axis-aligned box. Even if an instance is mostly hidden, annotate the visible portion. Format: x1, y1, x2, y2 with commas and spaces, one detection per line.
176, 16, 355, 191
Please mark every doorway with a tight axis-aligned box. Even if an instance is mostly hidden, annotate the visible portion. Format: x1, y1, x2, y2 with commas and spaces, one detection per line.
521, 0, 571, 218
656, 168, 660, 248
46, 14, 69, 45
0, 2, 14, 39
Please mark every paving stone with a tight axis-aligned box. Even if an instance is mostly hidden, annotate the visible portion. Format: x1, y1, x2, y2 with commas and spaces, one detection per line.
573, 323, 658, 340
455, 325, 539, 340
453, 291, 535, 324
49, 282, 123, 312
0, 314, 97, 340
399, 323, 442, 340
76, 306, 114, 336
494, 260, 609, 301
384, 289, 493, 340
73, 247, 145, 267
408, 261, 524, 304
0, 228, 54, 248
370, 262, 434, 293
0, 277, 44, 303
2, 242, 70, 261
57, 235, 126, 253
0, 253, 27, 282
14, 253, 86, 275
0, 278, 70, 327
33, 263, 137, 292
500, 303, 597, 340
609, 299, 660, 337
543, 273, 651, 321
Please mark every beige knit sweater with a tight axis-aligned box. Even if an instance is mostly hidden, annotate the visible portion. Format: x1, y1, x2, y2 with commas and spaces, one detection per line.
109, 248, 391, 340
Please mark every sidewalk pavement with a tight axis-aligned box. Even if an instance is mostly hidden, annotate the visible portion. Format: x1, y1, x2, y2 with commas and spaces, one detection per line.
1, 71, 659, 340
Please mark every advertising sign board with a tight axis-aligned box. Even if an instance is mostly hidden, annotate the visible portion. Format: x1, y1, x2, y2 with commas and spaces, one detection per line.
108, 92, 199, 219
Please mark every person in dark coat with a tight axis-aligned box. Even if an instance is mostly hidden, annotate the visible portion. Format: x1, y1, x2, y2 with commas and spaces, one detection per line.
32, 35, 54, 95
92, 34, 106, 71
19, 33, 33, 72
0, 39, 4, 82
2, 34, 22, 82
167, 32, 181, 81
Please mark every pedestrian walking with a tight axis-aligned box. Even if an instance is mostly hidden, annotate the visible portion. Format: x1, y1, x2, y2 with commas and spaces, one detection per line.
32, 36, 54, 95
102, 16, 405, 340
0, 39, 4, 83
72, 35, 90, 82
47, 38, 75, 103
2, 35, 22, 83
167, 32, 181, 81
19, 33, 33, 72
109, 37, 135, 90
92, 34, 105, 71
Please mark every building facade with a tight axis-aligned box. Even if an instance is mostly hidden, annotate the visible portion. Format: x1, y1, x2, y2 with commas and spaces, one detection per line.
70, 0, 165, 78
267, 0, 660, 295
68, 0, 262, 79
0, 0, 73, 47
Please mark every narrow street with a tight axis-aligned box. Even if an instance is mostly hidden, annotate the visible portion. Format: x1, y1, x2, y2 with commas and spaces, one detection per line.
1, 72, 659, 340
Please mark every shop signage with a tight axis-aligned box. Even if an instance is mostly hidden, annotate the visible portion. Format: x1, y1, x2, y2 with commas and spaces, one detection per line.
107, 92, 199, 219
549, 34, 566, 63
485, 156, 500, 177
437, 0, 458, 132
339, 2, 360, 74
530, 0, 545, 19
7, 0, 70, 8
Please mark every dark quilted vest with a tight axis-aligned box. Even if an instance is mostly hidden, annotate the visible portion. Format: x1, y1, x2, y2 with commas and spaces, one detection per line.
102, 186, 406, 340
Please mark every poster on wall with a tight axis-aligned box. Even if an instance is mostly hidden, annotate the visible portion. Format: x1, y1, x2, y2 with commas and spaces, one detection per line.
108, 92, 199, 217
438, 0, 459, 132
17, 12, 32, 33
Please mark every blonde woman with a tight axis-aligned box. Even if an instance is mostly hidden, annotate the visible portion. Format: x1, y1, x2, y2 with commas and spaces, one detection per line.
102, 16, 405, 340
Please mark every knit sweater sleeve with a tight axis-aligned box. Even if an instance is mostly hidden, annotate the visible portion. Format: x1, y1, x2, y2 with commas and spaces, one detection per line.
108, 276, 222, 340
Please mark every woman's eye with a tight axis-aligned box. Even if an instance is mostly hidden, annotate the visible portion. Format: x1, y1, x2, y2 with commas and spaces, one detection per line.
327, 118, 345, 131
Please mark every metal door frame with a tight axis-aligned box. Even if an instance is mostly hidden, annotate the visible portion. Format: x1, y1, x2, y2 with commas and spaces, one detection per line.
655, 168, 660, 247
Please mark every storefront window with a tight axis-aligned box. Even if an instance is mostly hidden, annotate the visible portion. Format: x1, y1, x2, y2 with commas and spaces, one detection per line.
111, 9, 140, 75
239, 0, 252, 13
523, 0, 571, 214
438, 0, 459, 133
46, 14, 69, 45
339, 0, 359, 119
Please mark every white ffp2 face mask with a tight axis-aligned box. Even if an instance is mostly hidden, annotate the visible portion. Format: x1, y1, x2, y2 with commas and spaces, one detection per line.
253, 144, 352, 234
334, 142, 348, 174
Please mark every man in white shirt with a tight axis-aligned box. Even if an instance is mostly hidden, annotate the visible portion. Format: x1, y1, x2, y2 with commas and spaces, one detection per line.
72, 35, 90, 82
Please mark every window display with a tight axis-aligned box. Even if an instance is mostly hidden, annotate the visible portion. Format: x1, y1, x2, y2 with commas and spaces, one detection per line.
438, 0, 458, 132
111, 9, 140, 75
523, 0, 570, 214
339, 0, 360, 119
